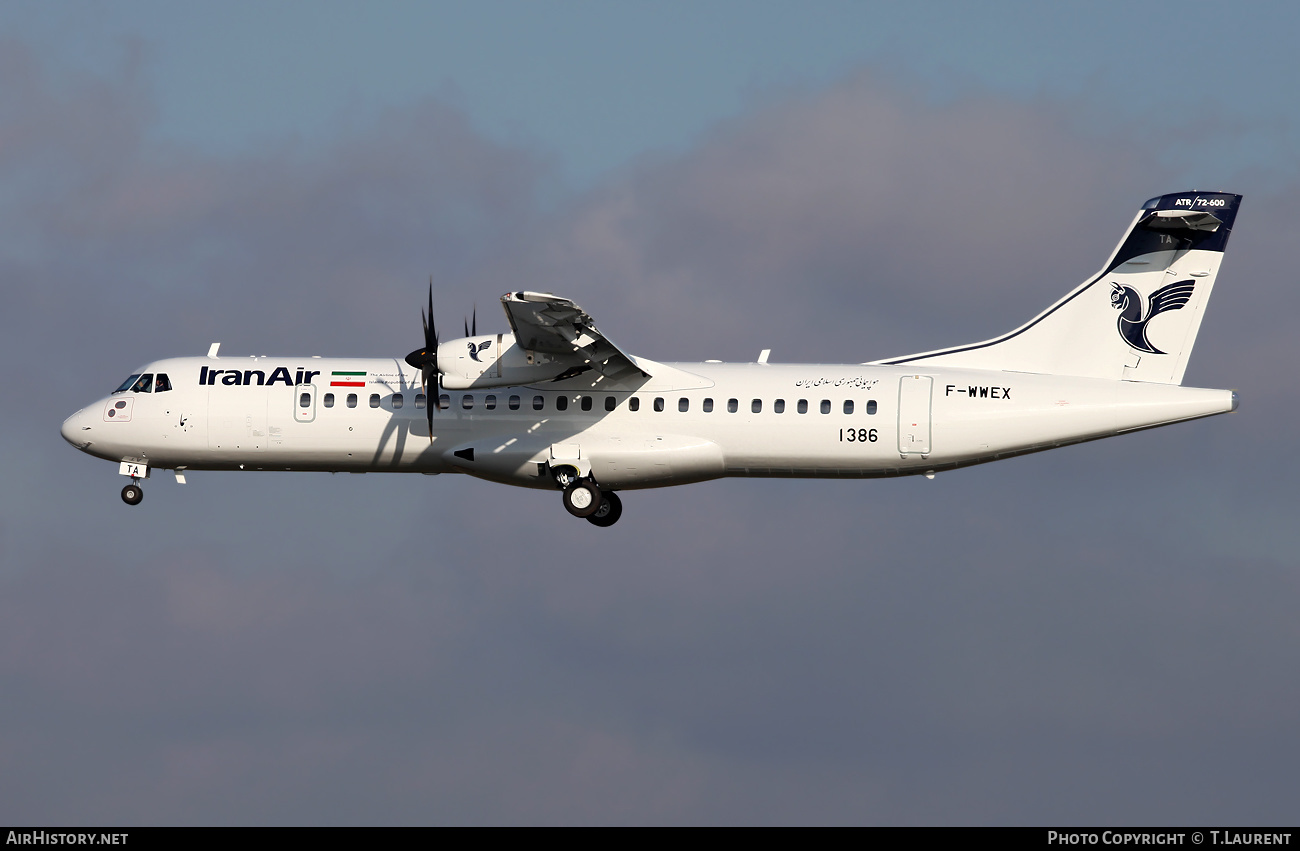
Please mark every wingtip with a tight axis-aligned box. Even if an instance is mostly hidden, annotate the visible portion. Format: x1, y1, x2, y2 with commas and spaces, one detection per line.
1231, 391, 1240, 412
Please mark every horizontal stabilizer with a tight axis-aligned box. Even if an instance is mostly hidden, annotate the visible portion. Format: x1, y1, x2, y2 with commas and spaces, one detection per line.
1144, 209, 1222, 232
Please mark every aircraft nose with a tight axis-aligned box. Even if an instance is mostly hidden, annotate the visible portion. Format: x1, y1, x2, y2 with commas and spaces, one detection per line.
61, 408, 93, 449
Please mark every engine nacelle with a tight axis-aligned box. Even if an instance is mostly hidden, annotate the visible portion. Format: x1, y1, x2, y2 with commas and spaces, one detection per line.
439, 333, 567, 389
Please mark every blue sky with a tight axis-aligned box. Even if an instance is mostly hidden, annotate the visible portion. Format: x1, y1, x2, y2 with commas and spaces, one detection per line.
3, 1, 1299, 826
7, 1, 1298, 186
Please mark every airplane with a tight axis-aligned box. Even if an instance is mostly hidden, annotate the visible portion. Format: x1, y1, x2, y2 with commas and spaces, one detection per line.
61, 190, 1241, 527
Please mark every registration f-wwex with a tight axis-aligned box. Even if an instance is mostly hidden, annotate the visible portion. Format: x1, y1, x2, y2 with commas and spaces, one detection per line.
62, 191, 1241, 527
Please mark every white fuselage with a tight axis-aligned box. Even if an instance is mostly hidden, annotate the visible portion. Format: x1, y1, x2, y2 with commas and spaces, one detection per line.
61, 355, 1236, 490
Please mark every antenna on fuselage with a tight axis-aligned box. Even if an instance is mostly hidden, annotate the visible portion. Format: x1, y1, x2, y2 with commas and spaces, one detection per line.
207, 343, 221, 358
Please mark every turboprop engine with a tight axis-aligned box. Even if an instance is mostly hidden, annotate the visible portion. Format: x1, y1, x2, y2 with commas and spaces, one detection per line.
438, 333, 567, 389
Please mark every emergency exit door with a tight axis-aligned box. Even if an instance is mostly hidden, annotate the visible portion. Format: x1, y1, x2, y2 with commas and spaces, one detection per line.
295, 383, 317, 423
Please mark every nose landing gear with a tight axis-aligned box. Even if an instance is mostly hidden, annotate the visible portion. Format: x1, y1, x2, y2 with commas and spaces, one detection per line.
117, 461, 149, 506
121, 482, 143, 505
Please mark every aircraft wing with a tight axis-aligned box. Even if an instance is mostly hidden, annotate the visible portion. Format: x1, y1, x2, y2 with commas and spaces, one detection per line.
500, 291, 649, 383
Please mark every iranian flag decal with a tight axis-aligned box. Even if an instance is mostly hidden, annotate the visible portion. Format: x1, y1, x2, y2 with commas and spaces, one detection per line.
330, 371, 366, 387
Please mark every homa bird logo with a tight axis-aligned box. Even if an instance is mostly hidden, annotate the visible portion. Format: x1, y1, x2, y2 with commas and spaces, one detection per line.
468, 340, 493, 362
1109, 280, 1196, 354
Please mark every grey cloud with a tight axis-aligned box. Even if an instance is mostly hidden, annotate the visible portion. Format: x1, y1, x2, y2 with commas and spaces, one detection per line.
466, 75, 1160, 366
1, 40, 546, 389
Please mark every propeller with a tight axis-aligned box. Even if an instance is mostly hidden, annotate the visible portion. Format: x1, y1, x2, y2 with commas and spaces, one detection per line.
464, 304, 476, 338
404, 281, 440, 437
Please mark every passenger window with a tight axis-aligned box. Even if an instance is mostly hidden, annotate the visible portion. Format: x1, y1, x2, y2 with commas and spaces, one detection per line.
462, 395, 474, 410
820, 400, 831, 414
654, 397, 665, 412
774, 399, 785, 413
347, 394, 358, 408
867, 400, 878, 415
509, 395, 521, 410
604, 396, 616, 412
752, 399, 762, 413
131, 374, 153, 394
533, 395, 544, 410
727, 399, 738, 413
581, 396, 593, 412
414, 394, 426, 409
485, 395, 496, 410
324, 393, 335, 408
439, 394, 450, 410
556, 396, 568, 411
843, 400, 853, 414
370, 394, 381, 408
392, 393, 404, 409
703, 398, 714, 413
679, 398, 689, 412
299, 392, 311, 408
154, 374, 172, 393
629, 397, 640, 412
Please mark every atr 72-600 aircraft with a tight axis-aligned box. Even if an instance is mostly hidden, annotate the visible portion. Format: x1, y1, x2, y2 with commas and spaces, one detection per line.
62, 191, 1240, 527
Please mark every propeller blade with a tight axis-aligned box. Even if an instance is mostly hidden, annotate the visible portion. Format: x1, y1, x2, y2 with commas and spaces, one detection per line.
426, 379, 434, 439
402, 280, 442, 441
426, 281, 438, 348
401, 281, 479, 440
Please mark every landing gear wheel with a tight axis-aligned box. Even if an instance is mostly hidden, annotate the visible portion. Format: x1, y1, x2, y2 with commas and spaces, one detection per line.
586, 491, 622, 527
563, 479, 603, 518
121, 484, 143, 506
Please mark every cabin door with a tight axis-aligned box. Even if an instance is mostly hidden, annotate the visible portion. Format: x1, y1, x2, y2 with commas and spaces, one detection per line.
897, 375, 932, 456
208, 390, 268, 451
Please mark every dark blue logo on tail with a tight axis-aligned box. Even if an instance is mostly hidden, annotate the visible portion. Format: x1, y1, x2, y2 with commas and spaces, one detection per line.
1110, 280, 1196, 354
467, 340, 492, 362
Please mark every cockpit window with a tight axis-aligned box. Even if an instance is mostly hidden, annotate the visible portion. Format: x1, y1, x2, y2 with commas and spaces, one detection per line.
154, 373, 172, 393
130, 374, 154, 394
113, 374, 142, 394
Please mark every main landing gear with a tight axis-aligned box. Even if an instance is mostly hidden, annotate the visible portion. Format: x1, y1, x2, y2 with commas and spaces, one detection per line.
586, 490, 622, 527
554, 466, 623, 527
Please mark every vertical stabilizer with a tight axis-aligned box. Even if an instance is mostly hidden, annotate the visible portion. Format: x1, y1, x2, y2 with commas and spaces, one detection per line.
876, 192, 1241, 384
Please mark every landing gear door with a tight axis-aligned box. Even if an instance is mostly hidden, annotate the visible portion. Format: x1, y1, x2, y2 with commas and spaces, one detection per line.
295, 383, 317, 423
897, 375, 932, 456
550, 443, 591, 479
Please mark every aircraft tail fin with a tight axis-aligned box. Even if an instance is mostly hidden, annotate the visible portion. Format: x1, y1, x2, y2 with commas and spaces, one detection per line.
875, 191, 1242, 385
